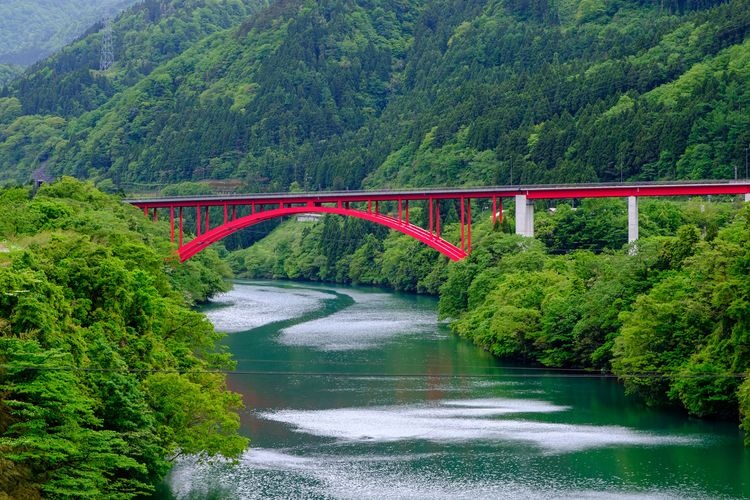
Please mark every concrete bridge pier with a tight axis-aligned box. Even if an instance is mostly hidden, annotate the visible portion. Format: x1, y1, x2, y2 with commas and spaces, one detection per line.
628, 196, 638, 243
515, 194, 534, 237
746, 192, 750, 202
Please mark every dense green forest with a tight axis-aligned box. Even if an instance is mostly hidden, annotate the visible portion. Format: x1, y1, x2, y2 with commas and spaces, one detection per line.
0, 0, 139, 66
7, 0, 267, 119
0, 178, 246, 498
2, 0, 750, 189
0, 65, 23, 87
228, 196, 750, 441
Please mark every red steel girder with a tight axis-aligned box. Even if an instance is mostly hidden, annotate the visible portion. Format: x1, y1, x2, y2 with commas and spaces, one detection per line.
124, 181, 750, 210
127, 181, 750, 263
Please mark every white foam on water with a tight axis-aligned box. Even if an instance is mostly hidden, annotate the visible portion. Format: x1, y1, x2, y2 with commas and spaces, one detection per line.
260, 398, 696, 453
472, 380, 533, 387
167, 447, 694, 500
278, 292, 438, 350
240, 447, 314, 470
204, 284, 334, 332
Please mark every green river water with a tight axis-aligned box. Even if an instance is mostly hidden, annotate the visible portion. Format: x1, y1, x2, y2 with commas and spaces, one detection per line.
159, 280, 750, 499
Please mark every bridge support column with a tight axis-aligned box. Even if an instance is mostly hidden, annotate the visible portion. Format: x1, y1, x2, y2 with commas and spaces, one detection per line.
460, 198, 465, 249
526, 199, 534, 237
467, 199, 472, 252
436, 201, 441, 237
515, 195, 534, 237
745, 193, 750, 202
179, 207, 183, 247
628, 196, 639, 243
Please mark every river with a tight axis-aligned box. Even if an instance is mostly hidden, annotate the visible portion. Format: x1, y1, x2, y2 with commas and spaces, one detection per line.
159, 280, 750, 499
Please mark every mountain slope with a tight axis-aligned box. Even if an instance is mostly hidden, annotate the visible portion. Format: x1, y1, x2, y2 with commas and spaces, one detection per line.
9, 0, 267, 118
37, 0, 422, 188
361, 0, 750, 186
1, 0, 750, 189
0, 0, 138, 66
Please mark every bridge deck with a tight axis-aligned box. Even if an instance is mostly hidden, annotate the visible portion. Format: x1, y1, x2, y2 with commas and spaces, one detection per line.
125, 180, 750, 207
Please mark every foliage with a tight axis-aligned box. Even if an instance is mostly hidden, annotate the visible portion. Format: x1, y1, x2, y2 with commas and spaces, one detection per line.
0, 106, 67, 185
7, 0, 266, 119
614, 207, 750, 417
0, 64, 23, 86
1, 0, 750, 451
741, 378, 750, 445
439, 203, 750, 437
5, 0, 749, 190
0, 178, 245, 497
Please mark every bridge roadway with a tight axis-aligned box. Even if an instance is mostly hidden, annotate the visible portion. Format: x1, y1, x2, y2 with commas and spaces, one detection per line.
125, 180, 750, 205
126, 181, 750, 262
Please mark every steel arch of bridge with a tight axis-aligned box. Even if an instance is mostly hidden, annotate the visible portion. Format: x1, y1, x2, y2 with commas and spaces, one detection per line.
179, 204, 468, 262
125, 181, 750, 262
130, 196, 476, 262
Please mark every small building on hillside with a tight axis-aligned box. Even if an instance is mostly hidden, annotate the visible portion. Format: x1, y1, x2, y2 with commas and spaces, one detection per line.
296, 213, 322, 222
31, 166, 53, 191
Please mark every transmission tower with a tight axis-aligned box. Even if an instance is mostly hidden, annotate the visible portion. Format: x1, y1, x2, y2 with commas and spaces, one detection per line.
99, 16, 114, 71
161, 1, 175, 18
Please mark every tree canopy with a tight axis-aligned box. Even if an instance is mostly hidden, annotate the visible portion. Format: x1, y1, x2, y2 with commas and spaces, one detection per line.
0, 178, 246, 498
2, 0, 749, 189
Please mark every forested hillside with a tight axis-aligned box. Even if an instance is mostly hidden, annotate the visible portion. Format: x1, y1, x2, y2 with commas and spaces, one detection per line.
9, 0, 267, 118
0, 0, 138, 66
0, 178, 245, 497
1, 0, 750, 189
0, 64, 23, 87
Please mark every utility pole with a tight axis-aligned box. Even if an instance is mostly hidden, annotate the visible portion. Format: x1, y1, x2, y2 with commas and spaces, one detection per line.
509, 157, 513, 185
746, 146, 748, 179
99, 15, 114, 71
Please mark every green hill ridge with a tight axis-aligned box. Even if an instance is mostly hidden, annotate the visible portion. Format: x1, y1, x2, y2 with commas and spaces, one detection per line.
1, 0, 749, 190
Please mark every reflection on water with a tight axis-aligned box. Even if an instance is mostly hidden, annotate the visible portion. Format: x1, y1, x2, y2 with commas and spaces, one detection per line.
159, 281, 750, 499
203, 284, 335, 333
262, 398, 696, 452
278, 291, 439, 351
168, 446, 702, 500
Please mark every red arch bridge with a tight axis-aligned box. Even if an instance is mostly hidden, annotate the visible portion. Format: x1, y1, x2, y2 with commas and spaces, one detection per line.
125, 181, 750, 262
